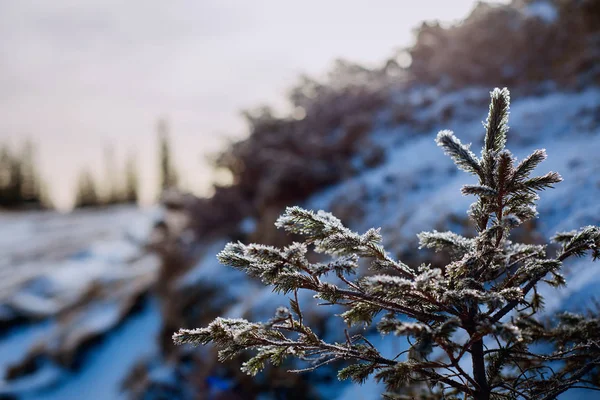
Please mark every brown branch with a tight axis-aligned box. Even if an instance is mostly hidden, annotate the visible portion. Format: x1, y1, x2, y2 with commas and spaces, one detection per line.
537, 357, 600, 400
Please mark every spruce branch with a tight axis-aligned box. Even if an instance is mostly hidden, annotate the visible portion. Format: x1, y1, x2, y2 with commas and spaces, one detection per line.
174, 88, 600, 399
484, 88, 510, 153
512, 149, 547, 183
435, 130, 483, 178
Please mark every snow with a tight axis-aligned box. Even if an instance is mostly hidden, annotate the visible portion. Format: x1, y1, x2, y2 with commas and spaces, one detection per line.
0, 205, 160, 398
0, 322, 53, 377
60, 301, 124, 350
20, 300, 160, 400
8, 291, 61, 318
177, 239, 254, 305
308, 88, 600, 253
523, 1, 559, 23
240, 217, 258, 235
0, 206, 157, 302
1, 364, 64, 397
0, 206, 159, 323
335, 376, 383, 400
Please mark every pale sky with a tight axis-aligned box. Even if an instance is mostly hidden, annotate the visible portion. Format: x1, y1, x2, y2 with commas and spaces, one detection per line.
0, 0, 501, 209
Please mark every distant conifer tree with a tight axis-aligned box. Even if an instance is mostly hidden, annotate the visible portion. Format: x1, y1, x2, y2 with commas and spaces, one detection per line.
20, 140, 43, 207
74, 169, 101, 209
0, 146, 13, 207
124, 153, 139, 204
0, 145, 24, 208
103, 145, 122, 205
9, 152, 23, 207
174, 89, 600, 399
157, 118, 178, 194
0, 140, 48, 209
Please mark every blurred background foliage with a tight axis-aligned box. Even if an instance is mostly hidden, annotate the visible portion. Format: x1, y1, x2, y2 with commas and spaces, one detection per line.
1, 0, 600, 399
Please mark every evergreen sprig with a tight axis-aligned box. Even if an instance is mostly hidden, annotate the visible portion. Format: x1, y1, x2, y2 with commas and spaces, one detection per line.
174, 88, 600, 399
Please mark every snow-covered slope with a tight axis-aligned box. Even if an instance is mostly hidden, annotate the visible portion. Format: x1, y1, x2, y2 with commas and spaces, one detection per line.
308, 87, 600, 315
299, 87, 600, 399
169, 86, 600, 400
0, 206, 161, 398
0, 206, 154, 302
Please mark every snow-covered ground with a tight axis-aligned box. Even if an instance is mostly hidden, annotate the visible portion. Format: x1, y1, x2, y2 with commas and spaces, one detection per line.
0, 206, 155, 301
26, 300, 161, 400
306, 88, 600, 399
308, 88, 600, 316
0, 206, 161, 398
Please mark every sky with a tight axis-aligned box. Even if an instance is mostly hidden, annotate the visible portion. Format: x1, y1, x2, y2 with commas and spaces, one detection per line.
0, 0, 501, 209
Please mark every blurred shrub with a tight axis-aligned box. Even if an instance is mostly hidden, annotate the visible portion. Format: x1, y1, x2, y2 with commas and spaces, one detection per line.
189, 0, 600, 242
409, 0, 600, 90
194, 61, 400, 240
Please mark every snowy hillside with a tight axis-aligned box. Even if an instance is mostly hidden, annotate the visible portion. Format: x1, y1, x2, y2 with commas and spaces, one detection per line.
0, 207, 154, 303
0, 206, 161, 399
309, 87, 600, 301
156, 86, 600, 400
302, 87, 600, 399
